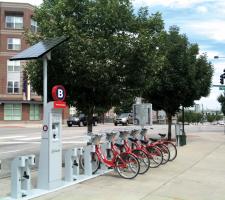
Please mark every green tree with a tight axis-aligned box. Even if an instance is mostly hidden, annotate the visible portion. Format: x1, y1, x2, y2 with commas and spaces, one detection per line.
25, 1, 164, 133
178, 111, 203, 124
143, 26, 213, 140
218, 95, 225, 115
206, 113, 215, 123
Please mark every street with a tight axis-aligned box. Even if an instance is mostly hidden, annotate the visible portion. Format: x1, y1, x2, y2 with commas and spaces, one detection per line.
0, 123, 224, 160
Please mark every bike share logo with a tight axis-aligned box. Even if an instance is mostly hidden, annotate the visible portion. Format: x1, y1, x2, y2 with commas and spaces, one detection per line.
52, 85, 66, 101
52, 85, 66, 108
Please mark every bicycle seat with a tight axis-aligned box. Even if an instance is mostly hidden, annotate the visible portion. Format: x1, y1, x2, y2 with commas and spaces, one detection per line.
140, 140, 148, 145
115, 143, 124, 148
158, 133, 166, 138
130, 129, 140, 137
90, 134, 103, 145
128, 138, 138, 143
106, 131, 118, 141
149, 138, 158, 142
140, 128, 148, 136
119, 130, 130, 139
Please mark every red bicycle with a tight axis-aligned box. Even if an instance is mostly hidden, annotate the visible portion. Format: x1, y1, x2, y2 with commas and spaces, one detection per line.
83, 133, 140, 179
115, 130, 150, 174
153, 133, 177, 161
139, 128, 170, 165
128, 129, 163, 168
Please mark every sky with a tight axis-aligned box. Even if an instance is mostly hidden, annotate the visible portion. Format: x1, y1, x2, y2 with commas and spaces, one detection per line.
1, 0, 225, 110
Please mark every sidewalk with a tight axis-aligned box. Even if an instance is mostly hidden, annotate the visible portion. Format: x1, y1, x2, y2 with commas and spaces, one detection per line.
1, 131, 225, 200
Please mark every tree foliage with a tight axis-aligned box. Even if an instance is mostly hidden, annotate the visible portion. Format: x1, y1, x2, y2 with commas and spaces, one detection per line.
24, 0, 164, 132
218, 94, 225, 115
178, 111, 203, 124
143, 26, 213, 139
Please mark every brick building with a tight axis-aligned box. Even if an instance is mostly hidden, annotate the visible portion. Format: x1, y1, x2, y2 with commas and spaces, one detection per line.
0, 2, 42, 122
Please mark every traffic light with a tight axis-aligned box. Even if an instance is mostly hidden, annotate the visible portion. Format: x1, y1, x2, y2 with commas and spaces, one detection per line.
220, 75, 224, 84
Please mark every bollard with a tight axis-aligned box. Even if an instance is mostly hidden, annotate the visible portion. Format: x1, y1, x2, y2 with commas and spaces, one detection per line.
11, 155, 35, 199
65, 147, 83, 182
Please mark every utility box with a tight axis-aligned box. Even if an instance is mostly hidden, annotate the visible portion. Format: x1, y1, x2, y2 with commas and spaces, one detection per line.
175, 124, 186, 146
133, 103, 152, 126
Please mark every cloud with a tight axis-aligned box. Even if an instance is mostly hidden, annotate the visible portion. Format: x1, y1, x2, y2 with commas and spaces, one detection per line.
196, 6, 208, 14
132, 0, 214, 8
184, 20, 225, 43
0, 0, 42, 6
195, 89, 221, 110
198, 47, 222, 60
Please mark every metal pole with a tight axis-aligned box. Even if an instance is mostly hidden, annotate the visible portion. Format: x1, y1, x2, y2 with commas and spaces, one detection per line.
224, 91, 225, 135
43, 58, 47, 111
182, 106, 185, 135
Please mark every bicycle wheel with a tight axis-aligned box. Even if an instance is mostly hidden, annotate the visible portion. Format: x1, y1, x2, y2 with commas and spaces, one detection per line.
79, 152, 100, 174
115, 153, 140, 179
146, 145, 163, 168
132, 149, 150, 174
157, 144, 170, 165
166, 142, 177, 161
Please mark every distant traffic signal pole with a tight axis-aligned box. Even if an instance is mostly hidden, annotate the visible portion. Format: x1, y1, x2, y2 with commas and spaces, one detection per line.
214, 55, 225, 134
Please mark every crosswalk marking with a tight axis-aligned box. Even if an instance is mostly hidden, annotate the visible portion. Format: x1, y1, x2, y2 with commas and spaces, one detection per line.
0, 135, 25, 140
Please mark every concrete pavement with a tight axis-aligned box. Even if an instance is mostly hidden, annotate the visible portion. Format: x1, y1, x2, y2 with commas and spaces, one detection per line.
1, 128, 225, 200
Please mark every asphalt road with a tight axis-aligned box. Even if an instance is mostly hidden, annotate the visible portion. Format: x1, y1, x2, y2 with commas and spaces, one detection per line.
0, 123, 224, 160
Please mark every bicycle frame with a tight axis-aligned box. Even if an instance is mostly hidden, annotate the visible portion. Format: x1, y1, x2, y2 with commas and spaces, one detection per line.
129, 137, 161, 159
94, 143, 129, 168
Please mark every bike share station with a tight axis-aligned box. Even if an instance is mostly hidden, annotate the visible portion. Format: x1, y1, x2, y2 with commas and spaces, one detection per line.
3, 36, 111, 200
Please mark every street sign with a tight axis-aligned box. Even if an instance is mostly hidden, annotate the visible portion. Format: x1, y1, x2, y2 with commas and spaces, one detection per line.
219, 86, 225, 90
54, 101, 66, 109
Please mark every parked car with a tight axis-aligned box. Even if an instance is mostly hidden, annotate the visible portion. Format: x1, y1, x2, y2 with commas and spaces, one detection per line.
67, 114, 98, 127
114, 113, 133, 126
218, 120, 225, 125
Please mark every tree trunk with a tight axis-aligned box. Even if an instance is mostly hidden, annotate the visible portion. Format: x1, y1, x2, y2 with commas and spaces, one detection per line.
102, 113, 105, 124
87, 108, 94, 134
167, 113, 172, 140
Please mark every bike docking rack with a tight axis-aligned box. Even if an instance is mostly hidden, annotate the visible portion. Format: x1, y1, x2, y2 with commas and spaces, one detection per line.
85, 134, 113, 173
3, 135, 113, 200
10, 155, 36, 199
105, 131, 118, 159
64, 147, 84, 182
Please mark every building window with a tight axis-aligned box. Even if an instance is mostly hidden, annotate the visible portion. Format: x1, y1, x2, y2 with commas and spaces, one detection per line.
4, 104, 22, 120
7, 81, 19, 94
7, 60, 20, 72
30, 104, 40, 120
31, 19, 38, 32
7, 38, 21, 50
5, 16, 23, 29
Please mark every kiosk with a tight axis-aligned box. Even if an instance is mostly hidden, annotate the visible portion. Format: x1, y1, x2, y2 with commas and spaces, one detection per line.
133, 103, 152, 127
38, 85, 66, 189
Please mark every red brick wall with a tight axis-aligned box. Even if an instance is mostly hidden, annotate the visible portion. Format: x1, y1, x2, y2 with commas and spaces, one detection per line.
0, 58, 7, 94
0, 3, 34, 96
0, 104, 4, 120
22, 103, 29, 120
40, 104, 43, 120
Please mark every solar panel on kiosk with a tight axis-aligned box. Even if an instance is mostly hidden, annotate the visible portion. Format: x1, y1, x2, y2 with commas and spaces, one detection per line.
10, 36, 69, 61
